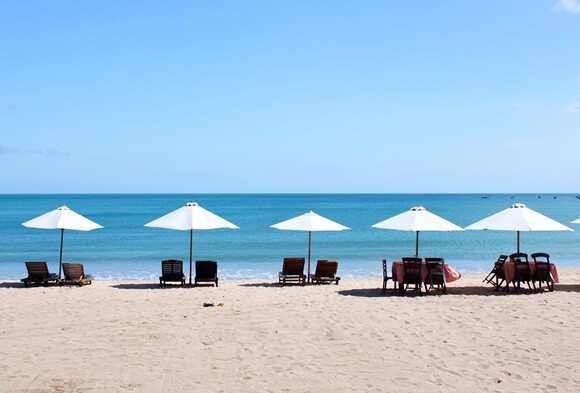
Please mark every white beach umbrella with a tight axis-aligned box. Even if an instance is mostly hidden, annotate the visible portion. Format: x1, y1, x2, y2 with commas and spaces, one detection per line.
22, 205, 103, 279
372, 206, 464, 257
465, 203, 573, 253
144, 201, 239, 284
270, 211, 350, 282
571, 218, 580, 224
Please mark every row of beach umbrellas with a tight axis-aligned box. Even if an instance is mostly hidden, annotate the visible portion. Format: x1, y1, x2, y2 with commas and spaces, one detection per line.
22, 202, 577, 283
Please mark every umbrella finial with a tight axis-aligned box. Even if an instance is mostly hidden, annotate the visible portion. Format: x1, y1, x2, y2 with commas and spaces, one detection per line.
58, 205, 69, 211
511, 203, 526, 209
411, 206, 426, 211
186, 201, 199, 207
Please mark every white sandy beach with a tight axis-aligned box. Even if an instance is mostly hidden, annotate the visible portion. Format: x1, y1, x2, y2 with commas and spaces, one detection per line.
1, 270, 579, 392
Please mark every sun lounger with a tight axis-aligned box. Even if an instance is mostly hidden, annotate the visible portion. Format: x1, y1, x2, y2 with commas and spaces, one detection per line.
309, 260, 340, 285
21, 261, 59, 287
278, 257, 306, 285
60, 263, 93, 286
194, 260, 218, 287
159, 259, 186, 286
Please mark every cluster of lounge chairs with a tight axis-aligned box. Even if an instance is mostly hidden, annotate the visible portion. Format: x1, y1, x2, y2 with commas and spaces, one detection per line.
21, 261, 93, 287
482, 252, 555, 292
278, 258, 340, 285
159, 260, 218, 287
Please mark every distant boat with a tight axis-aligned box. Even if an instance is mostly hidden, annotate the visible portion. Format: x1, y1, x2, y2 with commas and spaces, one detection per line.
481, 195, 490, 199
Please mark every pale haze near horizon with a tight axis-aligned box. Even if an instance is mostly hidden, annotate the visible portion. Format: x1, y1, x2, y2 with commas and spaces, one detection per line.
1, 1, 579, 194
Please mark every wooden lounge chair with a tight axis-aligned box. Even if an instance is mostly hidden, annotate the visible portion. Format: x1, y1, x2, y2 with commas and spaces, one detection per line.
424, 257, 447, 294
159, 259, 186, 286
482, 254, 508, 291
21, 261, 59, 287
382, 259, 396, 293
278, 257, 306, 286
531, 252, 554, 292
400, 257, 423, 295
61, 263, 93, 286
309, 260, 340, 285
509, 252, 535, 292
194, 260, 218, 287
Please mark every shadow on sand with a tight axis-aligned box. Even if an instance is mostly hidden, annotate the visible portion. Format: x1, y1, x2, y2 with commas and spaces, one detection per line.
336, 284, 577, 298
112, 283, 187, 290
237, 282, 297, 288
0, 281, 28, 288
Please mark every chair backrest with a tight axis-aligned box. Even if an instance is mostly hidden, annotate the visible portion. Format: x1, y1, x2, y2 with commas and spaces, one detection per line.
196, 260, 218, 279
382, 259, 388, 278
425, 258, 445, 274
282, 257, 305, 275
531, 253, 550, 264
62, 263, 85, 280
493, 255, 508, 278
314, 260, 338, 278
509, 252, 529, 263
531, 253, 551, 277
496, 254, 508, 265
162, 260, 183, 275
510, 253, 531, 278
25, 261, 50, 279
402, 257, 423, 284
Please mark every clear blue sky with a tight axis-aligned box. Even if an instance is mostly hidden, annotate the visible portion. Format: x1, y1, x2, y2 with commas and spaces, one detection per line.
1, 1, 579, 193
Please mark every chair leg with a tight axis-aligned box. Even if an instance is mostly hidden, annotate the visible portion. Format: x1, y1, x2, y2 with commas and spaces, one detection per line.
496, 278, 505, 291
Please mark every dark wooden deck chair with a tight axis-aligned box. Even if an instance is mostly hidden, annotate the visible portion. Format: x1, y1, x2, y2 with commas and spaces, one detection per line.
278, 257, 306, 286
194, 260, 218, 287
400, 257, 423, 295
61, 263, 93, 286
509, 252, 535, 292
381, 259, 396, 293
159, 259, 185, 286
21, 261, 59, 287
531, 252, 554, 292
424, 257, 447, 295
482, 254, 508, 291
309, 260, 340, 285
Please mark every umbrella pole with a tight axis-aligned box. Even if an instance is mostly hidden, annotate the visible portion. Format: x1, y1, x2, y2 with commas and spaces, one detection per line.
415, 231, 419, 257
516, 231, 520, 253
189, 229, 193, 285
307, 231, 312, 283
58, 229, 64, 279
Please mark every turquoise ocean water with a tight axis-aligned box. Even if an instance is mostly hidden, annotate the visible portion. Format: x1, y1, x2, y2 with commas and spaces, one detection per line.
0, 194, 578, 281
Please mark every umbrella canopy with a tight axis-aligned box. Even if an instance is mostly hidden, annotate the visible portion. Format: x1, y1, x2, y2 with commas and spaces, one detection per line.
144, 201, 239, 284
571, 218, 580, 224
270, 211, 350, 282
372, 206, 464, 257
22, 205, 103, 278
465, 203, 573, 252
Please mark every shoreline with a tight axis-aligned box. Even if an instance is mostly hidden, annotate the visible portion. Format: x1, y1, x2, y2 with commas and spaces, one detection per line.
1, 271, 579, 392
